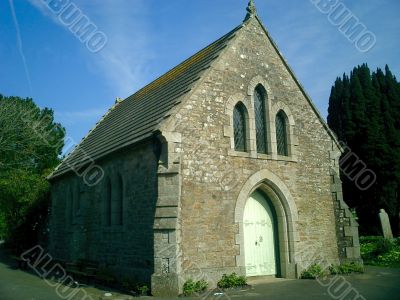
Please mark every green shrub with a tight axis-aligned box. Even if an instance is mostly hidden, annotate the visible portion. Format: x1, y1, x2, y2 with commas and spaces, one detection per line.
121, 278, 150, 296
217, 273, 247, 289
329, 263, 364, 275
360, 241, 376, 260
328, 264, 340, 275
375, 238, 394, 255
346, 263, 364, 273
360, 236, 382, 243
137, 284, 150, 296
183, 279, 208, 296
300, 264, 325, 279
361, 237, 394, 258
378, 249, 400, 264
4, 189, 51, 255
360, 236, 400, 267
183, 280, 196, 296
195, 280, 209, 292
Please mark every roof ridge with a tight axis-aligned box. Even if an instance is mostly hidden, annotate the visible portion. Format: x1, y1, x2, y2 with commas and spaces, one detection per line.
126, 25, 243, 103
49, 24, 243, 180
47, 101, 122, 179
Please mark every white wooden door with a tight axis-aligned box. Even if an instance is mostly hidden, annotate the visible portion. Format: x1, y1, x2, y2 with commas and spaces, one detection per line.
243, 191, 276, 276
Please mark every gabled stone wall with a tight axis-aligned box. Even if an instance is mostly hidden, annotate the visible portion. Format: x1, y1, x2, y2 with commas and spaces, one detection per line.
49, 141, 159, 283
160, 16, 346, 287
49, 12, 361, 297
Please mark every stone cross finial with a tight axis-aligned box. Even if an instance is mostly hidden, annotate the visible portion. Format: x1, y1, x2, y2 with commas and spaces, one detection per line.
244, 0, 257, 21
247, 0, 257, 14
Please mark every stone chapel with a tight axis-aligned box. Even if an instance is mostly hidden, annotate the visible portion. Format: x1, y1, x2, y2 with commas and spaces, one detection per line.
48, 1, 361, 296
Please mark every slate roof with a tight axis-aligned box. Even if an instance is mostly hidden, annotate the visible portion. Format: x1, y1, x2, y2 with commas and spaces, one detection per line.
49, 24, 242, 180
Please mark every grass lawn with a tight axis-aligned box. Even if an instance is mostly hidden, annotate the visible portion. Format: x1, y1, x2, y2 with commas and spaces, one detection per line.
360, 236, 400, 268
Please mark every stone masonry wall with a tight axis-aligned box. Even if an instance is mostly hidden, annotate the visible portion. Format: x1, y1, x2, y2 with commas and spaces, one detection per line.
163, 17, 342, 284
329, 142, 362, 264
49, 140, 159, 283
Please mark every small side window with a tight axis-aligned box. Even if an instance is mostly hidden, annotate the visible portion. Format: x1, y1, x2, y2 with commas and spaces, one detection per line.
276, 110, 289, 156
233, 102, 248, 152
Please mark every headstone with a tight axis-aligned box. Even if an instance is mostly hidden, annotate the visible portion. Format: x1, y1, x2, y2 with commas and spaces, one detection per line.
379, 209, 393, 239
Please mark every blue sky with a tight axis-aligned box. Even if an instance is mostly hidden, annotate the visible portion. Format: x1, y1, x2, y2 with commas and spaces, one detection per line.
1, 0, 399, 149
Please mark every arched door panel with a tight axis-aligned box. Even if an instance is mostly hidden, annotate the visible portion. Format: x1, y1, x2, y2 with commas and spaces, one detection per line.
244, 190, 277, 276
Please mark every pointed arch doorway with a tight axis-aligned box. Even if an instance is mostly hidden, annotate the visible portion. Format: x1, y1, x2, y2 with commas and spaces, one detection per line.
235, 169, 299, 279
243, 190, 279, 276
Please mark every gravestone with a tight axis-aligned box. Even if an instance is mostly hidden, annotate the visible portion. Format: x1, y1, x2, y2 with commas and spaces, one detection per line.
379, 209, 393, 239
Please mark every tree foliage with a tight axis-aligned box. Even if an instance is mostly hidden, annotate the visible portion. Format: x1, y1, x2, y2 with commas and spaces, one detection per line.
0, 170, 49, 234
328, 64, 400, 235
0, 94, 65, 174
5, 186, 51, 255
0, 94, 65, 245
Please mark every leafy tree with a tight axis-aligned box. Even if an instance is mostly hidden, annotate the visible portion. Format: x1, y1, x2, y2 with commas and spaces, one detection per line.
0, 94, 65, 247
0, 170, 49, 235
0, 94, 65, 174
5, 186, 51, 255
0, 212, 5, 240
328, 64, 400, 235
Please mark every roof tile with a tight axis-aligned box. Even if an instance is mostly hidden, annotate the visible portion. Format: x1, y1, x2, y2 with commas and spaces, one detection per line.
49, 25, 242, 180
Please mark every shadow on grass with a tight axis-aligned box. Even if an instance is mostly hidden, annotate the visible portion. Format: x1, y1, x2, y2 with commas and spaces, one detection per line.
0, 242, 143, 299
0, 242, 23, 270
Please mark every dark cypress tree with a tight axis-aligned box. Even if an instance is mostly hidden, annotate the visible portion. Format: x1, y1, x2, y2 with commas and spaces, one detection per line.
383, 66, 400, 233
328, 64, 400, 235
328, 78, 344, 140
341, 74, 353, 144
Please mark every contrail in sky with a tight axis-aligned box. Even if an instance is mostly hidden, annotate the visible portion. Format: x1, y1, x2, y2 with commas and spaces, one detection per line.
9, 0, 33, 94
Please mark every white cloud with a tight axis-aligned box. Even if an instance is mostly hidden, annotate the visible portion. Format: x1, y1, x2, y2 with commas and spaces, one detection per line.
80, 0, 153, 98
27, 0, 153, 99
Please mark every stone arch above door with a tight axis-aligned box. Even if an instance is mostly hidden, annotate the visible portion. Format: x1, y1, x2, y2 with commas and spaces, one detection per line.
234, 169, 299, 278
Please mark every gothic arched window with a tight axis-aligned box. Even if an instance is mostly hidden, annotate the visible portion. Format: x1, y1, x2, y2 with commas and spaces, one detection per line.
254, 86, 268, 154
276, 110, 289, 156
113, 174, 123, 226
71, 180, 80, 224
233, 103, 248, 152
67, 187, 73, 225
104, 177, 112, 226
